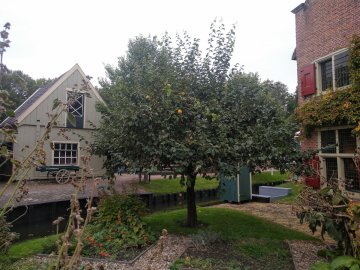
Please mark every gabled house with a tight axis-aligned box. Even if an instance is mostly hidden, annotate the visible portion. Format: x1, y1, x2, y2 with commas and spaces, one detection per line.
292, 0, 360, 195
0, 64, 105, 180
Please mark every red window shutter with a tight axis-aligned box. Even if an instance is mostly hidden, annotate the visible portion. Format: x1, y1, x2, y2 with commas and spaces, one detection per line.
300, 64, 316, 96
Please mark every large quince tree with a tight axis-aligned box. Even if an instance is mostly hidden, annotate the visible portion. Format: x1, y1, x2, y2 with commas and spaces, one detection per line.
94, 22, 296, 227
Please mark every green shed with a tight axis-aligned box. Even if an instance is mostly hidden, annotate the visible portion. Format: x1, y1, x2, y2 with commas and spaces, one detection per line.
220, 166, 252, 203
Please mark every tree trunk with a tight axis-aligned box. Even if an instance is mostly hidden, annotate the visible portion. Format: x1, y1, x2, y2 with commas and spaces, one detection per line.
186, 173, 197, 227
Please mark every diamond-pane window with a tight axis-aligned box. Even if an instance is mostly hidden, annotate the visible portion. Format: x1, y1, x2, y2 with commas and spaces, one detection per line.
67, 92, 84, 128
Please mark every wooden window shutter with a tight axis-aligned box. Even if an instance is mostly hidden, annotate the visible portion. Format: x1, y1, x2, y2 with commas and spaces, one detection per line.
300, 64, 316, 96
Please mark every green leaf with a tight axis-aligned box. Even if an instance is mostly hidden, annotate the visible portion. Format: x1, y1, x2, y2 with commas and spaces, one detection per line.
6, 109, 15, 117
330, 256, 359, 270
350, 264, 360, 270
164, 83, 172, 96
67, 112, 76, 127
324, 220, 341, 241
52, 98, 61, 110
310, 261, 330, 270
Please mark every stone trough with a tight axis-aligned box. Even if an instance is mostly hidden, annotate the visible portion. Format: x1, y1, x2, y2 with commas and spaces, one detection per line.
252, 186, 292, 203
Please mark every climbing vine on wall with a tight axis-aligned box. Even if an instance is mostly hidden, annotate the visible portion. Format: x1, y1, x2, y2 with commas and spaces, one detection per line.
350, 35, 360, 90
295, 35, 360, 137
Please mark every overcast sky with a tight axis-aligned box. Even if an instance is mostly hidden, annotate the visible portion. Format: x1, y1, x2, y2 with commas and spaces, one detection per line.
1, 0, 302, 92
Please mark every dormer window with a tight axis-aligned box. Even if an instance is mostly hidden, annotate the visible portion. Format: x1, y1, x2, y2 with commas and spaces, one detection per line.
67, 92, 84, 128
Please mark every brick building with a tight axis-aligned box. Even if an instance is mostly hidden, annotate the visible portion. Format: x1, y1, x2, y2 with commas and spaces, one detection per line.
292, 0, 360, 194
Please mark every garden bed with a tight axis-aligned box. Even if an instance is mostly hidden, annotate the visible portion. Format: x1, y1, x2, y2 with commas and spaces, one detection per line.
33, 243, 153, 269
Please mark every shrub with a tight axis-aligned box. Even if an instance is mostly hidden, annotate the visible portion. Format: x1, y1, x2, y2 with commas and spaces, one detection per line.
82, 193, 155, 260
94, 193, 147, 226
295, 182, 360, 257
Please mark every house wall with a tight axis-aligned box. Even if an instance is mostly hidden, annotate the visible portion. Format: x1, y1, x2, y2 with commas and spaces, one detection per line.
300, 130, 318, 151
21, 69, 102, 129
294, 0, 360, 150
293, 0, 360, 197
13, 126, 105, 179
294, 0, 360, 106
11, 67, 105, 180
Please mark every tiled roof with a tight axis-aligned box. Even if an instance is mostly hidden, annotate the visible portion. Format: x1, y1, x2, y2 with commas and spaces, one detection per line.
0, 76, 62, 127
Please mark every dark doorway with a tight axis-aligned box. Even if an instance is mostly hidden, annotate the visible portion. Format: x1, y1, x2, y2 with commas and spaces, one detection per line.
0, 142, 13, 181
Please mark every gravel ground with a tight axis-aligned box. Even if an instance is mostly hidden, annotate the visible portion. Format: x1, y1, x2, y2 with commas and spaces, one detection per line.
287, 240, 327, 270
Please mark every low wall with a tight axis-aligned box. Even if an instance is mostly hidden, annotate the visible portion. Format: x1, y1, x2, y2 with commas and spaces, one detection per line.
8, 189, 219, 240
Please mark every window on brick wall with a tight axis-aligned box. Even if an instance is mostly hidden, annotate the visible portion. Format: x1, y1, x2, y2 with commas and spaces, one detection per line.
321, 130, 336, 153
339, 129, 357, 153
320, 128, 359, 192
320, 59, 333, 91
344, 158, 359, 191
325, 158, 338, 182
335, 51, 350, 88
318, 50, 350, 91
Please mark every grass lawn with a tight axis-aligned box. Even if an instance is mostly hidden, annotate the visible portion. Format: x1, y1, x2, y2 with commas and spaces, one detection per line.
136, 177, 219, 195
137, 172, 290, 195
145, 207, 314, 270
252, 171, 289, 185
144, 207, 312, 240
276, 181, 305, 204
0, 234, 59, 268
2, 206, 312, 270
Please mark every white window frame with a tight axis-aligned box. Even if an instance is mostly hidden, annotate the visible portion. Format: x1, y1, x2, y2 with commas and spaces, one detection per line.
314, 48, 350, 95
51, 141, 79, 166
65, 89, 86, 128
